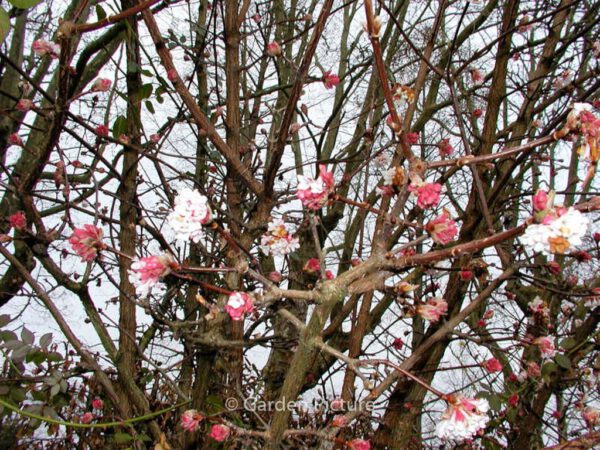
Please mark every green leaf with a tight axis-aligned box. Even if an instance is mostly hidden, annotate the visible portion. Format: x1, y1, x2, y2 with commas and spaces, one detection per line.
112, 115, 128, 138
0, 8, 10, 43
8, 0, 43, 9
488, 394, 502, 412
21, 327, 34, 345
138, 83, 153, 100
39, 332, 52, 348
555, 353, 571, 369
113, 433, 134, 444
0, 314, 11, 328
145, 100, 155, 114
95, 4, 106, 21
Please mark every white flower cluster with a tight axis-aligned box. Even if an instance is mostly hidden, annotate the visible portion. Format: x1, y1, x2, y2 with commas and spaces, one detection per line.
166, 188, 212, 243
520, 208, 589, 254
436, 397, 490, 442
260, 218, 299, 257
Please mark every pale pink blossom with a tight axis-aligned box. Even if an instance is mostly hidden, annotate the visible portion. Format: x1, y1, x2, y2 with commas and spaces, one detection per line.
482, 358, 502, 373
323, 70, 340, 89
266, 41, 282, 57
69, 225, 104, 262
16, 99, 34, 112
425, 211, 458, 245
128, 254, 175, 298
260, 218, 299, 256
81, 412, 94, 424
296, 165, 335, 209
209, 424, 230, 441
532, 189, 549, 212
225, 291, 254, 321
181, 409, 203, 432
349, 439, 371, 450
436, 395, 490, 441
416, 297, 448, 322
167, 188, 212, 242
533, 336, 556, 359
91, 78, 112, 92
9, 211, 26, 230
582, 407, 599, 427
150, 134, 161, 143
408, 181, 442, 209
32, 40, 60, 59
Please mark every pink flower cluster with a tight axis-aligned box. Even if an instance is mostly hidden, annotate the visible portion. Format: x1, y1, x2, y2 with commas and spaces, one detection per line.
209, 424, 231, 441
408, 177, 442, 209
416, 297, 448, 322
533, 336, 556, 359
181, 409, 204, 432
69, 225, 104, 262
296, 165, 335, 209
225, 291, 254, 321
91, 78, 112, 93
425, 211, 458, 245
8, 211, 26, 230
32, 40, 61, 59
438, 138, 454, 157
128, 254, 175, 298
323, 71, 340, 89
303, 258, 334, 280
436, 395, 489, 441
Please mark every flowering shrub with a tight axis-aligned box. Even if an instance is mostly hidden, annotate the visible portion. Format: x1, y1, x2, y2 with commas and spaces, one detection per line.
0, 2, 599, 450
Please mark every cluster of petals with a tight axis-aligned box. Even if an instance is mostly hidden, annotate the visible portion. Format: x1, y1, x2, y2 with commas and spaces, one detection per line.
521, 207, 589, 254
303, 258, 334, 280
416, 297, 448, 322
296, 165, 334, 210
181, 409, 204, 432
425, 210, 458, 245
348, 439, 371, 450
408, 176, 442, 209
438, 138, 454, 157
69, 225, 104, 262
260, 218, 299, 257
436, 395, 490, 442
209, 424, 231, 441
91, 78, 112, 93
582, 406, 599, 427
481, 357, 502, 373
32, 40, 61, 59
323, 71, 340, 89
266, 41, 282, 57
567, 103, 600, 162
533, 336, 556, 359
392, 84, 415, 106
8, 211, 26, 230
128, 254, 175, 298
167, 188, 212, 242
225, 291, 254, 321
